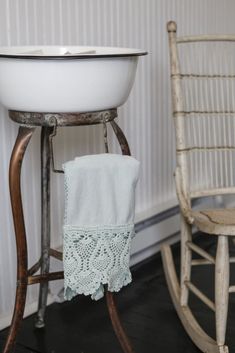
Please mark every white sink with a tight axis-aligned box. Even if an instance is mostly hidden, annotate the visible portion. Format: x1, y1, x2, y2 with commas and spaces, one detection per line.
0, 46, 146, 113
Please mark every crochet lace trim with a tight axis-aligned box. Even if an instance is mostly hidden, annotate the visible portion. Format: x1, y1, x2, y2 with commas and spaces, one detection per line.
63, 223, 135, 301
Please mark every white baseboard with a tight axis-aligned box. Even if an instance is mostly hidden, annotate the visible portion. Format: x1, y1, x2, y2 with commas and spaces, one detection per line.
131, 213, 180, 266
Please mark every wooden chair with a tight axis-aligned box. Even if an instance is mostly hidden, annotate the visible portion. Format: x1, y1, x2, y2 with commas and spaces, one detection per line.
161, 21, 235, 353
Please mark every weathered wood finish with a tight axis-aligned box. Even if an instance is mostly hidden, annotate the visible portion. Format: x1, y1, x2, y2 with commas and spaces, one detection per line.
177, 34, 235, 43
180, 216, 192, 306
161, 20, 234, 353
161, 244, 226, 353
185, 280, 215, 311
3, 110, 134, 353
215, 236, 229, 347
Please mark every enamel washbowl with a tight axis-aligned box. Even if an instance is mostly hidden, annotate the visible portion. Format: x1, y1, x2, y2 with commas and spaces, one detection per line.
0, 46, 146, 113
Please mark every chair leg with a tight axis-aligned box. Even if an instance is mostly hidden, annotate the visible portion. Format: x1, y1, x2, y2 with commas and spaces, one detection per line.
3, 126, 35, 353
180, 214, 192, 306
161, 243, 229, 353
215, 235, 229, 348
35, 127, 53, 328
102, 122, 134, 352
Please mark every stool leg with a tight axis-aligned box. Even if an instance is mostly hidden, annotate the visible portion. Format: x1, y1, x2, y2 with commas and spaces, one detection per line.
107, 120, 135, 352
110, 120, 130, 156
106, 292, 135, 353
3, 126, 35, 353
35, 127, 53, 328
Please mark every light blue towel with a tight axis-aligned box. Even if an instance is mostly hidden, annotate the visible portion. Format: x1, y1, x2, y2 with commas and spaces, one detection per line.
63, 153, 140, 300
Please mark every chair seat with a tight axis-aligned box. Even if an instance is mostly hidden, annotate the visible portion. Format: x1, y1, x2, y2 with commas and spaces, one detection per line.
192, 208, 235, 236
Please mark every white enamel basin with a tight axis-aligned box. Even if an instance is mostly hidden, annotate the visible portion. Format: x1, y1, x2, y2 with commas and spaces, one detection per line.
0, 46, 146, 113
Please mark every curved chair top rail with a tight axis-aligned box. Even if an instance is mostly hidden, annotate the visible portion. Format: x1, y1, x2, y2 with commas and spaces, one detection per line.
190, 187, 235, 199
167, 21, 235, 43
176, 35, 235, 44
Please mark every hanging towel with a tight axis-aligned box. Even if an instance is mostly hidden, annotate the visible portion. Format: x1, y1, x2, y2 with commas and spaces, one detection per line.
63, 153, 140, 301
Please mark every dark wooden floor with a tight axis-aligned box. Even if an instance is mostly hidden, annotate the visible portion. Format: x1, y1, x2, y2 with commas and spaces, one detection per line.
1, 234, 235, 353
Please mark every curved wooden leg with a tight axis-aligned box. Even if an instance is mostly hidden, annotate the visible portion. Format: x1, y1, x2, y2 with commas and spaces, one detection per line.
106, 292, 135, 353
180, 215, 192, 306
3, 126, 35, 353
161, 244, 229, 353
35, 127, 53, 328
215, 235, 229, 348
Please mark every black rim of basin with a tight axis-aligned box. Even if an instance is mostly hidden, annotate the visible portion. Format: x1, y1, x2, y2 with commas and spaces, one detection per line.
0, 52, 148, 60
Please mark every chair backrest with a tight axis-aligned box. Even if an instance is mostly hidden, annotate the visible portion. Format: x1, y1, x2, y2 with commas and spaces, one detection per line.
168, 21, 235, 209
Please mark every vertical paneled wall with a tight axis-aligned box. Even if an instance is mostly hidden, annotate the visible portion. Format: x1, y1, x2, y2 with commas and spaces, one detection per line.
0, 0, 235, 326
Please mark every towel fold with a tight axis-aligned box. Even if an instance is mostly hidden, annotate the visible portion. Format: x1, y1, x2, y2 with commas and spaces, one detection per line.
63, 153, 140, 300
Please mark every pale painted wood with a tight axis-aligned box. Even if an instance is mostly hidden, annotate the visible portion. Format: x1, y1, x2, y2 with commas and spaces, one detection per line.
163, 20, 235, 353
191, 187, 235, 199
175, 167, 194, 223
180, 215, 192, 306
215, 236, 229, 346
177, 34, 235, 44
186, 241, 215, 264
161, 244, 228, 353
192, 209, 235, 236
167, 20, 193, 309
192, 256, 235, 266
192, 259, 215, 266
228, 285, 235, 293
167, 21, 191, 216
185, 281, 215, 311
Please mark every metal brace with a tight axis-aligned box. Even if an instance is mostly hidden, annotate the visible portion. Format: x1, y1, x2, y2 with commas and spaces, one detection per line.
48, 117, 64, 174
49, 115, 110, 173
103, 116, 109, 153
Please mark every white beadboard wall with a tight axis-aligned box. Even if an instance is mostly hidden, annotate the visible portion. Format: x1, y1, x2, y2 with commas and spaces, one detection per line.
1, 0, 235, 327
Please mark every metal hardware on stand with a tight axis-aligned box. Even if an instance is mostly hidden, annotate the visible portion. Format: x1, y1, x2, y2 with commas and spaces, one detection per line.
48, 119, 64, 174
44, 113, 110, 174
102, 115, 109, 153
